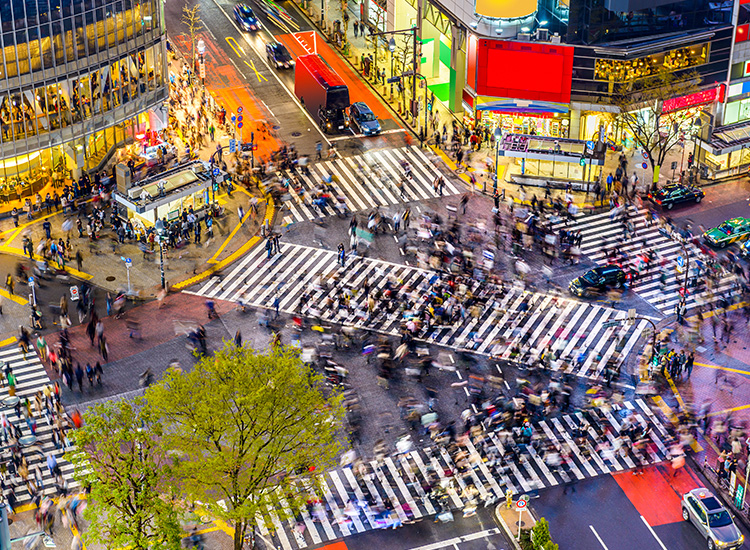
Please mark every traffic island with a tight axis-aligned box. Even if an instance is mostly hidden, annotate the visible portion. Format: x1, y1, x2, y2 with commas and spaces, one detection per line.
495, 501, 560, 550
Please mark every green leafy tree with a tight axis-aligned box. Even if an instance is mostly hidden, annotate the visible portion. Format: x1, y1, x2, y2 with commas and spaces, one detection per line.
531, 518, 559, 550
67, 398, 182, 550
613, 69, 701, 184
147, 344, 345, 550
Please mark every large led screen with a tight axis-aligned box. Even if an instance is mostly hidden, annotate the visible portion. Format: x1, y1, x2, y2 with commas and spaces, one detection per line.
476, 40, 574, 103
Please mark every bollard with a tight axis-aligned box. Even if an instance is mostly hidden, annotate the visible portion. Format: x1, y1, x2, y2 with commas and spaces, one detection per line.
505, 489, 513, 509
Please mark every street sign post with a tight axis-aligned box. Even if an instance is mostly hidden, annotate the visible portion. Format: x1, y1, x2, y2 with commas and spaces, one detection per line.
27, 276, 36, 306
122, 257, 132, 294
515, 498, 527, 540
602, 320, 620, 329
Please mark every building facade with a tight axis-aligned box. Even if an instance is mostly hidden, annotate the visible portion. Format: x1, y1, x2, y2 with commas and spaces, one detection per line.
0, 0, 168, 195
365, 0, 734, 149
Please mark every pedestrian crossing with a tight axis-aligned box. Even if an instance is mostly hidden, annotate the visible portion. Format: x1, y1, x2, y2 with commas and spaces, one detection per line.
0, 345, 78, 504
555, 207, 739, 315
249, 399, 671, 550
194, 242, 647, 381
277, 146, 461, 224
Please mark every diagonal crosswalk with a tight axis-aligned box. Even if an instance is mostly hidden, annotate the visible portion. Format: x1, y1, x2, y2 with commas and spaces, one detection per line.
555, 208, 739, 315
0, 346, 78, 504
247, 399, 670, 550
276, 146, 461, 224
194, 243, 647, 380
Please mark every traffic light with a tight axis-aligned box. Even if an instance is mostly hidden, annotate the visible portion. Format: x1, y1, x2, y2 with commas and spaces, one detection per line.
579, 157, 586, 166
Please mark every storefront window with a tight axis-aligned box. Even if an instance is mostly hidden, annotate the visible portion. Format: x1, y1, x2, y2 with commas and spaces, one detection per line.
594, 44, 709, 84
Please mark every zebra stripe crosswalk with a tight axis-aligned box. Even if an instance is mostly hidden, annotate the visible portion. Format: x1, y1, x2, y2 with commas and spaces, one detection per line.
555, 208, 739, 314
249, 399, 670, 550
0, 346, 78, 504
277, 146, 461, 224
194, 242, 647, 380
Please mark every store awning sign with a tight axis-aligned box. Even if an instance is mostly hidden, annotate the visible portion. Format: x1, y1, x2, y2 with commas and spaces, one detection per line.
663, 85, 725, 114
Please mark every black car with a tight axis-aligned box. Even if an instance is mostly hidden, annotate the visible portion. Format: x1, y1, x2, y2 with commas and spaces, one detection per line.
569, 265, 627, 297
647, 183, 704, 210
234, 3, 261, 31
265, 43, 294, 69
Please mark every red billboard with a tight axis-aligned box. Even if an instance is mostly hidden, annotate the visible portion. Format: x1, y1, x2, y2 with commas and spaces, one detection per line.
475, 40, 574, 103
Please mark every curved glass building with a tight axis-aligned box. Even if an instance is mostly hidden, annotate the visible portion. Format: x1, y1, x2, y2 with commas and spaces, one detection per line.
0, 0, 167, 197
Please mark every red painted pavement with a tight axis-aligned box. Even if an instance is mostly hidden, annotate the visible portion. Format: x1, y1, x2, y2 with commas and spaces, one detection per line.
171, 33, 280, 162
613, 464, 703, 526
276, 31, 398, 123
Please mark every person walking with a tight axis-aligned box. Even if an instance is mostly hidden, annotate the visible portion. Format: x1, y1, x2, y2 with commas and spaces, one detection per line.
686, 352, 694, 379
5, 274, 14, 295
337, 242, 346, 267
74, 364, 84, 392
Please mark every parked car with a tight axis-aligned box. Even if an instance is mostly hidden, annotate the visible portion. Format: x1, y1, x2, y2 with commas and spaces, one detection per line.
349, 102, 381, 136
682, 488, 744, 550
234, 3, 261, 31
647, 183, 704, 210
569, 265, 627, 297
265, 42, 294, 69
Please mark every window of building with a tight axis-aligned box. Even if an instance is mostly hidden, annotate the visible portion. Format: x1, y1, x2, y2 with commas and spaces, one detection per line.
594, 44, 709, 83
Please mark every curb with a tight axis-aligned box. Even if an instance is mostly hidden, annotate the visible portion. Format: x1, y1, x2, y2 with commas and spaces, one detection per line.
173, 196, 275, 290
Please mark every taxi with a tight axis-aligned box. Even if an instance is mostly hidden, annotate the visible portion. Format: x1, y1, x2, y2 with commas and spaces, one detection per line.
682, 488, 744, 550
703, 217, 750, 249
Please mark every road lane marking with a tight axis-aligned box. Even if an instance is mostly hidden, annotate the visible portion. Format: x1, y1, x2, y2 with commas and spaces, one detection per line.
641, 515, 669, 550
402, 528, 501, 550
589, 526, 609, 550
208, 0, 331, 145
226, 36, 245, 57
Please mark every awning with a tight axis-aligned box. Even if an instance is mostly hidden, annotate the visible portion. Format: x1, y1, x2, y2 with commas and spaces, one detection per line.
475, 97, 569, 115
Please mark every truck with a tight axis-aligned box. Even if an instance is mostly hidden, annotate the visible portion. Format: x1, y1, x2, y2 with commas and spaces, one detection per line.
294, 54, 350, 133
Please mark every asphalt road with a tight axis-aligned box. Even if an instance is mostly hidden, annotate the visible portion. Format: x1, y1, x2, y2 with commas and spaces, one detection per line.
319, 504, 508, 550
532, 461, 750, 550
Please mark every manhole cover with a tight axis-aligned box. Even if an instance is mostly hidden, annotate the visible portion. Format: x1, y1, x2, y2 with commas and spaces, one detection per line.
106, 276, 116, 281
273, 125, 281, 130
291, 132, 302, 137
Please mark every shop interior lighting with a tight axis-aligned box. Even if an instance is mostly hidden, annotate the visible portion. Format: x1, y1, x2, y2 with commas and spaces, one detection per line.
521, 26, 530, 31
540, 20, 548, 25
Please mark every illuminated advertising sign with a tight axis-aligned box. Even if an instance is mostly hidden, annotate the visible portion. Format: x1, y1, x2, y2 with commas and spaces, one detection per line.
475, 0, 537, 19
475, 40, 574, 103
662, 85, 725, 113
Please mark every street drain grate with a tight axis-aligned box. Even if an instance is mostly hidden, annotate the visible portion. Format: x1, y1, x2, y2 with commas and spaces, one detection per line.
291, 131, 301, 137
105, 276, 116, 282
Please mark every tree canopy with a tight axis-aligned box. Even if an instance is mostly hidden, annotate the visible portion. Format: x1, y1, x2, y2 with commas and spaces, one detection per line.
67, 398, 182, 550
146, 344, 345, 550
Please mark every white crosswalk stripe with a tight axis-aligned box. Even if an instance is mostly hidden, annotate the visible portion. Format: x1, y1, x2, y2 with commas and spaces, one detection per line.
277, 146, 461, 224
244, 402, 669, 548
194, 243, 645, 380
0, 346, 79, 504
554, 208, 739, 314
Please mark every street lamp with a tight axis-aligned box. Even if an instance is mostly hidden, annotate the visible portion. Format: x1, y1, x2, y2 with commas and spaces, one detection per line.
389, 38, 396, 98
196, 39, 206, 84
493, 127, 502, 193
155, 218, 167, 290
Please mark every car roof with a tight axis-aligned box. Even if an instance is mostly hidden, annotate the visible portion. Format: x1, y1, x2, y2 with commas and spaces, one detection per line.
352, 101, 372, 112
700, 496, 725, 511
688, 488, 716, 501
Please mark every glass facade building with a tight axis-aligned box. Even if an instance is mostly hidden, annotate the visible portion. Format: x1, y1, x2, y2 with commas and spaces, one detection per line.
0, 0, 168, 197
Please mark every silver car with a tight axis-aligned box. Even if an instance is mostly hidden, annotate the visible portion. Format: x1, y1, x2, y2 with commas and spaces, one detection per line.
682, 488, 745, 550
